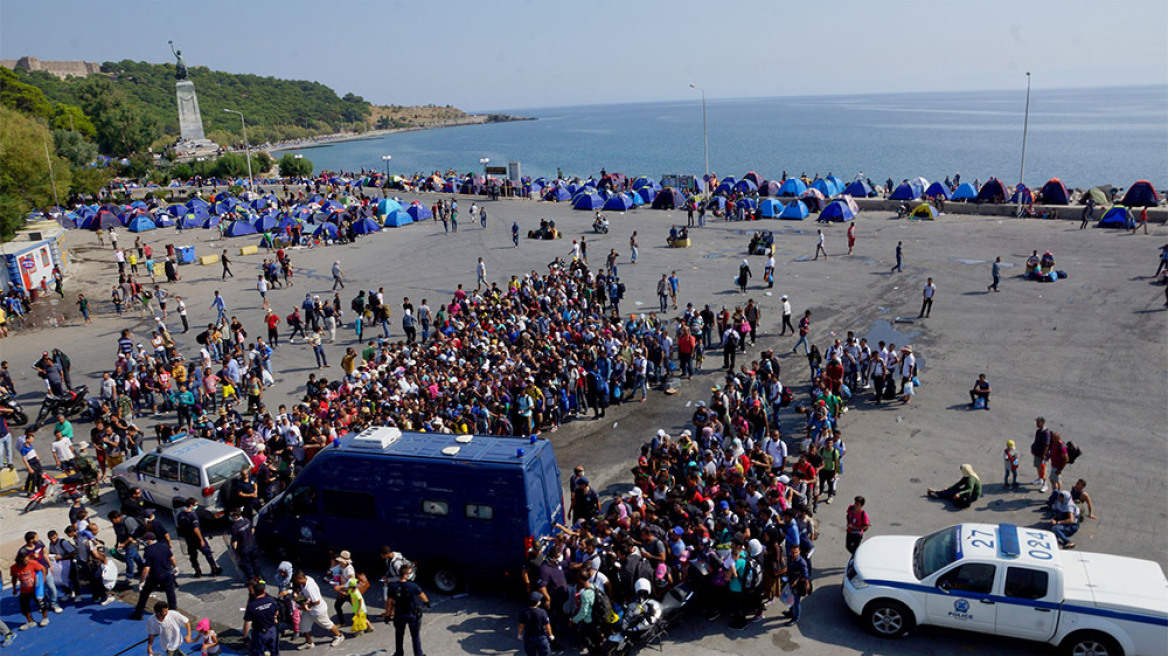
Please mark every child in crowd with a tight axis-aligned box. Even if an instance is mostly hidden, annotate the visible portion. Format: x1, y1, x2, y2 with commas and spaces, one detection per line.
195, 618, 221, 655
1003, 440, 1020, 489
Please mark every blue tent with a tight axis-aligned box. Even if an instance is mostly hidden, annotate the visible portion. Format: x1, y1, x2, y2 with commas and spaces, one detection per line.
976, 178, 1007, 203
735, 198, 757, 211
811, 179, 837, 197
631, 176, 659, 191
651, 187, 687, 210
352, 217, 382, 235
734, 179, 758, 194
742, 171, 764, 186
951, 183, 977, 201
186, 198, 210, 213
166, 204, 187, 217
253, 214, 279, 231
889, 182, 919, 201
276, 215, 301, 231
777, 178, 808, 197
1039, 179, 1069, 205
313, 222, 339, 239
223, 220, 258, 237
1121, 180, 1159, 207
126, 215, 157, 232
826, 174, 846, 193
383, 209, 413, 227
779, 200, 810, 220
129, 200, 147, 210
96, 210, 123, 229
154, 214, 175, 228
759, 199, 785, 218
177, 214, 201, 229
924, 182, 952, 200
201, 215, 222, 229
603, 193, 635, 212
843, 180, 874, 198
573, 192, 605, 210
57, 212, 80, 229
819, 200, 856, 222
544, 186, 572, 202
714, 181, 735, 195
627, 190, 644, 206
705, 196, 727, 212
636, 187, 658, 204
1097, 206, 1131, 228
406, 204, 433, 222
377, 198, 403, 215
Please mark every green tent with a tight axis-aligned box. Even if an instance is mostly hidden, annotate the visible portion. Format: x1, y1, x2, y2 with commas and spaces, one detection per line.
1081, 186, 1111, 207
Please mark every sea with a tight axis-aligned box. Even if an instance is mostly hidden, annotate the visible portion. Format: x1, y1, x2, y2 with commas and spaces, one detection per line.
280, 86, 1167, 190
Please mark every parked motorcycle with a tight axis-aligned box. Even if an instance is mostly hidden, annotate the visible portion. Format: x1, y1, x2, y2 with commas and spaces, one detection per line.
602, 579, 694, 655
1, 393, 28, 426
32, 385, 92, 429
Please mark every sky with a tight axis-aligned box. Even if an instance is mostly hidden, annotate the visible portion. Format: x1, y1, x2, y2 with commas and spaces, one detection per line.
2, 0, 1166, 112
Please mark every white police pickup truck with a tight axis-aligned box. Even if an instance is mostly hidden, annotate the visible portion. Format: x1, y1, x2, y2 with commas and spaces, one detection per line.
843, 523, 1167, 656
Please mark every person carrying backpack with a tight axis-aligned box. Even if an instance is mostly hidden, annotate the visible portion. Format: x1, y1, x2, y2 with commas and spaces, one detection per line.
569, 569, 603, 652
386, 563, 429, 656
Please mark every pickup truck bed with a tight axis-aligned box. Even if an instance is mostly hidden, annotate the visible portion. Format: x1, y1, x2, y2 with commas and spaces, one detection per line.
1062, 550, 1168, 619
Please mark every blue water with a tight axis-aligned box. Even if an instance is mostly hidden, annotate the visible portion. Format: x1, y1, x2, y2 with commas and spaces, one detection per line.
282, 86, 1167, 190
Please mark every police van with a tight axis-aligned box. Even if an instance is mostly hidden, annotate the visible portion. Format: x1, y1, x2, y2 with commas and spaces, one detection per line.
843, 522, 1168, 656
254, 427, 564, 593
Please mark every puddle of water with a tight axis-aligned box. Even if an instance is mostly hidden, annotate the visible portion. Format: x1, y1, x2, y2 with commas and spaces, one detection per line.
952, 258, 987, 266
877, 306, 891, 313
794, 255, 812, 262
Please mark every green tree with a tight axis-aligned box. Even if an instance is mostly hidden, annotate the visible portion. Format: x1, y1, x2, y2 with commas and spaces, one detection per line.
211, 152, 249, 178
277, 153, 313, 177
253, 150, 273, 174
71, 165, 112, 198
0, 107, 72, 239
169, 162, 193, 182
0, 68, 54, 119
53, 129, 99, 168
50, 103, 96, 139
77, 76, 158, 157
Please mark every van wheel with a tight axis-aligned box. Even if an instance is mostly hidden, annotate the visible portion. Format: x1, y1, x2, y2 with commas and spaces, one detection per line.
431, 565, 462, 595
863, 599, 914, 638
1063, 631, 1123, 656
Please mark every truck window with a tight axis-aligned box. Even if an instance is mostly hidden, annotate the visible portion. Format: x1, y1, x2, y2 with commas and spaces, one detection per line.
937, 563, 997, 594
159, 457, 181, 482
285, 485, 316, 516
465, 504, 494, 520
322, 489, 376, 520
913, 526, 959, 579
1004, 567, 1049, 600
135, 454, 159, 476
207, 454, 252, 486
421, 500, 449, 517
180, 463, 202, 487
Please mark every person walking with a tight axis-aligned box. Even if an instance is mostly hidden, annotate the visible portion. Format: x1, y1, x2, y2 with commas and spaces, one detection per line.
779, 296, 795, 335
209, 292, 227, 325
176, 297, 189, 332
331, 261, 345, 290
814, 230, 828, 260
241, 580, 280, 656
309, 328, 328, 369
221, 251, 234, 279
175, 498, 222, 579
512, 222, 520, 247
737, 259, 752, 294
668, 271, 680, 309
386, 563, 429, 656
781, 545, 810, 626
844, 496, 870, 554
144, 602, 192, 656
891, 241, 903, 273
988, 257, 1002, 292
518, 591, 554, 656
1131, 206, 1149, 234
918, 278, 935, 318
629, 232, 639, 264
1080, 198, 1095, 229
292, 570, 345, 649
130, 532, 178, 620
656, 275, 669, 313
847, 223, 856, 255
1031, 416, 1052, 493
792, 310, 811, 355
476, 257, 487, 292
229, 509, 262, 584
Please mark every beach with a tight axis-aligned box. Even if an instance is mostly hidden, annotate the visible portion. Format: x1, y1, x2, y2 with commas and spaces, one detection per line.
3, 195, 1165, 656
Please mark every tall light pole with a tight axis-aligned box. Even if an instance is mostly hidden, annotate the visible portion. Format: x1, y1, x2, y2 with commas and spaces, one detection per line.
1017, 72, 1031, 216
223, 108, 254, 192
689, 83, 709, 194
479, 157, 490, 189
382, 154, 392, 177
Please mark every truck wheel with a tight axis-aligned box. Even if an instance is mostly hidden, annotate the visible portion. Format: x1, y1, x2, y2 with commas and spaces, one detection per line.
114, 480, 131, 505
863, 599, 915, 638
1063, 631, 1123, 656
431, 564, 462, 595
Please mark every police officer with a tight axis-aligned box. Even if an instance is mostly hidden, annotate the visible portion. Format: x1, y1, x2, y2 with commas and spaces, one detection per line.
386, 564, 429, 656
518, 591, 554, 656
176, 498, 222, 578
241, 580, 279, 656
229, 508, 261, 583
130, 533, 177, 620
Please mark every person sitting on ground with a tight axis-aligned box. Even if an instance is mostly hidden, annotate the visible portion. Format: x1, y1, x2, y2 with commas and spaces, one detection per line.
1025, 250, 1040, 274
1048, 490, 1081, 549
1045, 478, 1097, 520
969, 373, 991, 409
927, 464, 982, 508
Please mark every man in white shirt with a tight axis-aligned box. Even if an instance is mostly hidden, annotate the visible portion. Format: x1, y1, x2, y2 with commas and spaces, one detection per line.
51, 432, 75, 471
764, 429, 788, 474
145, 602, 191, 656
779, 296, 794, 335
919, 278, 936, 318
764, 253, 776, 288
293, 570, 345, 648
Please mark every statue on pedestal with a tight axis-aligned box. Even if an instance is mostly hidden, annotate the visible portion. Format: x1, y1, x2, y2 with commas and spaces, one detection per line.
168, 40, 188, 81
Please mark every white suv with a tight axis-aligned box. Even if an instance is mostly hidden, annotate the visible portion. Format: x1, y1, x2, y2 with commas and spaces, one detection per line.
112, 435, 251, 521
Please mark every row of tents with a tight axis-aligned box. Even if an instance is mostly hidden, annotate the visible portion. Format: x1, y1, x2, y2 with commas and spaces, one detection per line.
890, 177, 1159, 207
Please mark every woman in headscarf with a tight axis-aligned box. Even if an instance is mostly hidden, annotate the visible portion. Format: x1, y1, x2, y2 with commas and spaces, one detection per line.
926, 464, 982, 508
737, 260, 752, 294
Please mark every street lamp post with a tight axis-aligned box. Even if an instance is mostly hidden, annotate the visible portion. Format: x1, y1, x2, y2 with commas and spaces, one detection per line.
1017, 72, 1031, 217
382, 154, 392, 177
223, 108, 254, 192
689, 83, 709, 194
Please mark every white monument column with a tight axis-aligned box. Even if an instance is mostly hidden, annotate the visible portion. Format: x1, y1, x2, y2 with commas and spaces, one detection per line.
175, 80, 207, 142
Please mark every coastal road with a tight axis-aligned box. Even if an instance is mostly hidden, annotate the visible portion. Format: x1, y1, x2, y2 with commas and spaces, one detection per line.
3, 195, 1165, 656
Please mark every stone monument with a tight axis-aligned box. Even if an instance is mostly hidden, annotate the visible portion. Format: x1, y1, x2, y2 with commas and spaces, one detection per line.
169, 41, 218, 160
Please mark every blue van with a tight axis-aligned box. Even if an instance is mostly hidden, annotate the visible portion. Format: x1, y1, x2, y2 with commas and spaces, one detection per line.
254, 427, 563, 593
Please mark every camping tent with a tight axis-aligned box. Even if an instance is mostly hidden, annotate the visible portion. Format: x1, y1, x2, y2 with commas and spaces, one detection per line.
909, 203, 939, 220
1040, 179, 1070, 205
377, 198, 403, 215
636, 187, 658, 204
572, 192, 605, 210
759, 199, 785, 218
951, 182, 977, 201
383, 210, 413, 227
544, 186, 572, 202
406, 203, 433, 222
1009, 183, 1034, 205
1080, 187, 1111, 207
811, 178, 838, 197
843, 180, 874, 198
742, 171, 764, 186
1121, 180, 1160, 207
126, 215, 157, 232
352, 217, 382, 235
602, 193, 635, 212
818, 200, 856, 222
924, 182, 952, 200
889, 183, 918, 201
223, 220, 258, 237
651, 187, 687, 210
97, 210, 123, 229
779, 200, 810, 220
734, 179, 759, 194
1097, 206, 1131, 228
976, 178, 1007, 203
313, 222, 339, 239
777, 178, 808, 197
253, 214, 279, 232
758, 180, 781, 196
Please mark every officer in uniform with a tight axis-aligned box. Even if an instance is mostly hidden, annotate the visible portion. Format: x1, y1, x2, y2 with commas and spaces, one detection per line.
130, 532, 177, 620
176, 498, 222, 578
229, 508, 262, 583
242, 580, 280, 656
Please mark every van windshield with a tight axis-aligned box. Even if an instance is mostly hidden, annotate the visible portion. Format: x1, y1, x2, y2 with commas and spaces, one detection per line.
913, 526, 960, 580
207, 453, 251, 486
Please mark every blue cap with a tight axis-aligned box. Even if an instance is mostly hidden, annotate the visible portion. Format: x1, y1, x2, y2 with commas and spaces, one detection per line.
719, 500, 730, 510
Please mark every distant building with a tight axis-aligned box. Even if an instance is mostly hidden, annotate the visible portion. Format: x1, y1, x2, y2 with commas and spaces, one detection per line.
0, 56, 101, 79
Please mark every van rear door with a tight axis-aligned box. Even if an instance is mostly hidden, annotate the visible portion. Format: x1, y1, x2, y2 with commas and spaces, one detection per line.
525, 447, 564, 542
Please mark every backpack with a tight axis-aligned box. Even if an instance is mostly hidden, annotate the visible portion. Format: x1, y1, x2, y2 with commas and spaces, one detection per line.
742, 556, 764, 591
780, 385, 794, 408
392, 581, 422, 616
590, 587, 616, 625
1066, 441, 1083, 465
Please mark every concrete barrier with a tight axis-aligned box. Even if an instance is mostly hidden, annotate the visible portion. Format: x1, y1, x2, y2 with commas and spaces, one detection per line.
238, 245, 258, 256
199, 254, 220, 266
853, 198, 1168, 223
